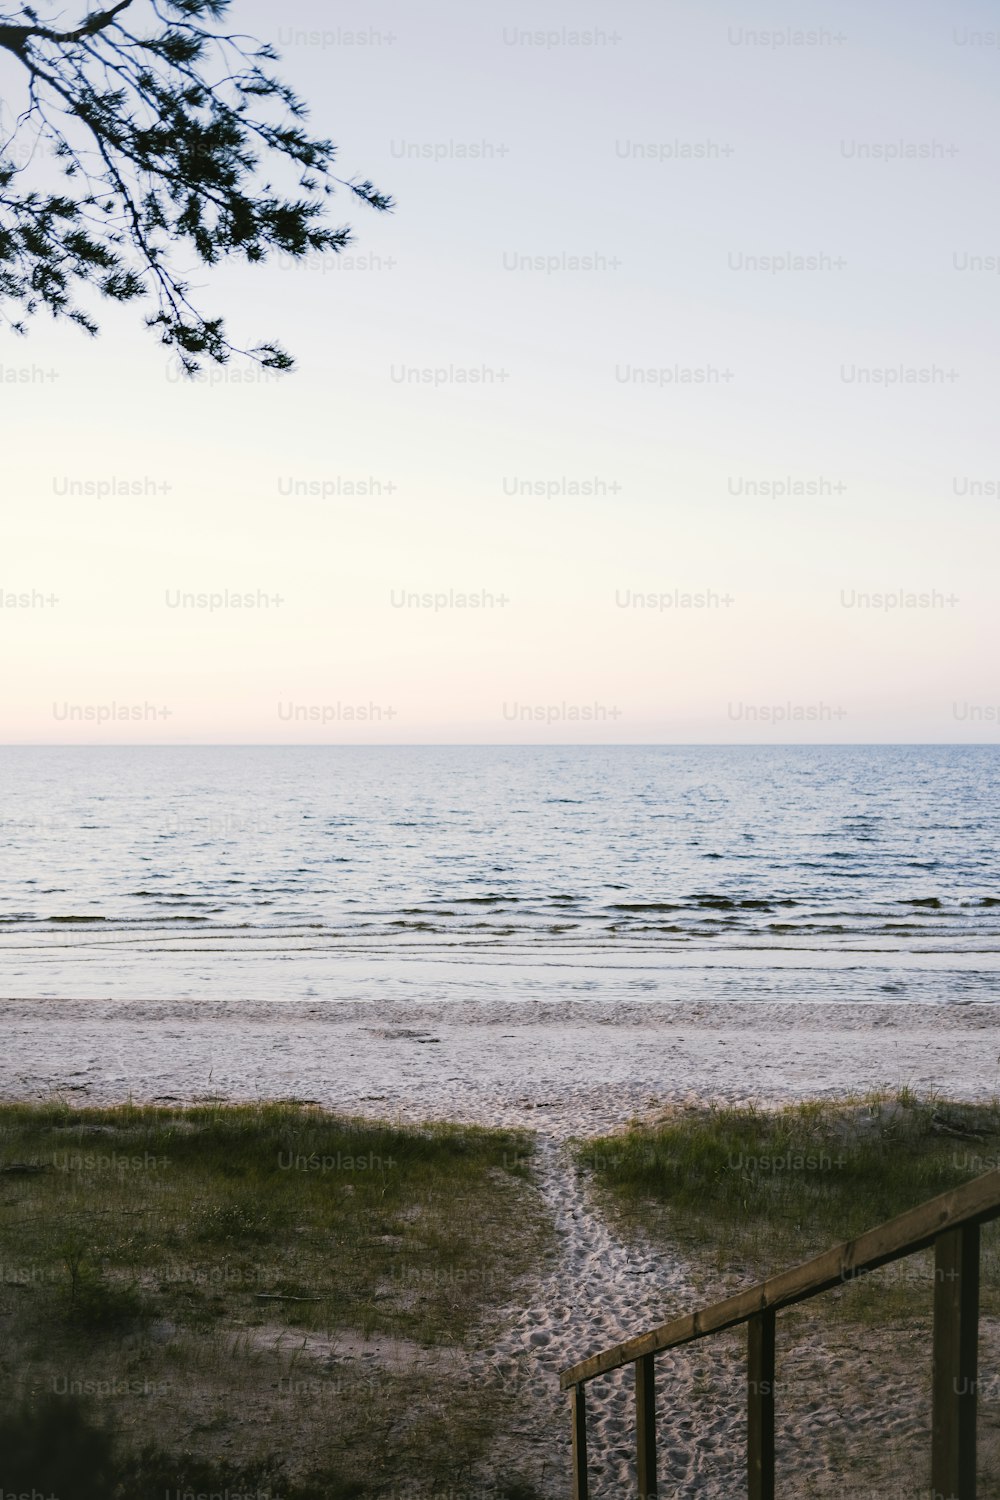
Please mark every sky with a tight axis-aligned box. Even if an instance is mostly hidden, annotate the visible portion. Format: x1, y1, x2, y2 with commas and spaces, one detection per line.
2, 0, 999, 744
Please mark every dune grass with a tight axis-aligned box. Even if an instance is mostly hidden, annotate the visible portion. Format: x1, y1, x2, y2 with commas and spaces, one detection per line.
576, 1089, 1000, 1287
0, 1101, 549, 1499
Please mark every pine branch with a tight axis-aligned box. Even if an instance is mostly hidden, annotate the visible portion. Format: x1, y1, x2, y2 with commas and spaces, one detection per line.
0, 0, 393, 370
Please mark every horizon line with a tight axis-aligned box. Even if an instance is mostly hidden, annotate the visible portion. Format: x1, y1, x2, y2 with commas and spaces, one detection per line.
1, 742, 998, 751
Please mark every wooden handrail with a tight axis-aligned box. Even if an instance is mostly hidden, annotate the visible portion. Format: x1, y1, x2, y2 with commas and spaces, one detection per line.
560, 1167, 1000, 1500
560, 1166, 1000, 1388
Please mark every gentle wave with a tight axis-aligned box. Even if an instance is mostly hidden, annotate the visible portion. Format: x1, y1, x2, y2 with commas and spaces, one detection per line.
1, 745, 999, 1000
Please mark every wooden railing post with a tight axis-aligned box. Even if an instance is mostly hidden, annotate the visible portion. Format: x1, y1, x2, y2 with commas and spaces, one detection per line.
932, 1224, 980, 1500
635, 1352, 658, 1498
570, 1384, 589, 1500
748, 1308, 776, 1500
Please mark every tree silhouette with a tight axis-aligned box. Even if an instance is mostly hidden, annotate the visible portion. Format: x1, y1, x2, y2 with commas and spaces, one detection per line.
0, 0, 392, 370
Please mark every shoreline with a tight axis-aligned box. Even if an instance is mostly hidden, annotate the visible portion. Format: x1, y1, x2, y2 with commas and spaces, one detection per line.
7, 943, 999, 1012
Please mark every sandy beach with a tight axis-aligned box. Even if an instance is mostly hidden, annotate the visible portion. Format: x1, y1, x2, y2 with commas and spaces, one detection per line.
4, 996, 997, 1495
4, 996, 996, 1131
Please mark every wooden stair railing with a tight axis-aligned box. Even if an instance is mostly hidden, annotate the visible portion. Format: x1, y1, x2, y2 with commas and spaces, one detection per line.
560, 1167, 1000, 1499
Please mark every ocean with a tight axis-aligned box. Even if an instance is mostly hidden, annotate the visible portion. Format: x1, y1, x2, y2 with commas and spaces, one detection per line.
1, 744, 998, 1004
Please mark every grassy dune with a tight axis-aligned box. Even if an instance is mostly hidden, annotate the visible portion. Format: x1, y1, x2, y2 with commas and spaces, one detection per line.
0, 1101, 549, 1499
6, 1091, 997, 1496
577, 1089, 1000, 1286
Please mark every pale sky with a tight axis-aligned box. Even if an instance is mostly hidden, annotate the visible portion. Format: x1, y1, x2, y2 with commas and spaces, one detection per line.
2, 0, 999, 743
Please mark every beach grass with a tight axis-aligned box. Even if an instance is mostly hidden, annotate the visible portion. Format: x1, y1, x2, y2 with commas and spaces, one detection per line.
575, 1089, 1000, 1287
0, 1101, 549, 1498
